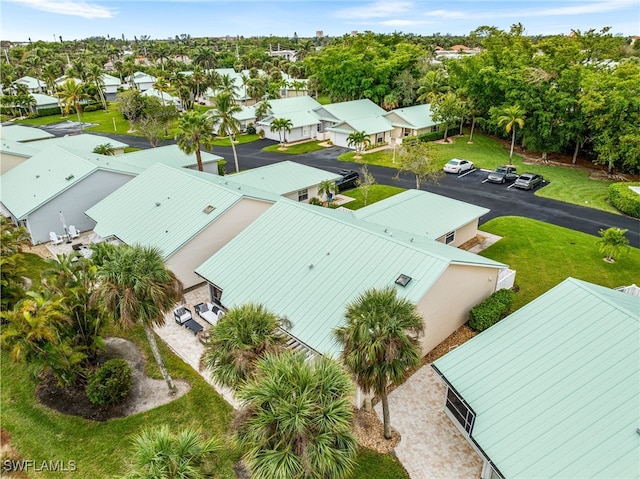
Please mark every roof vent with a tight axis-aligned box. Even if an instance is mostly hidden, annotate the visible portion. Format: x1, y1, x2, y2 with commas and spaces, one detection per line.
203, 205, 215, 214
155, 202, 161, 207
308, 263, 314, 269
65, 174, 74, 181
395, 274, 412, 287
35, 175, 40, 178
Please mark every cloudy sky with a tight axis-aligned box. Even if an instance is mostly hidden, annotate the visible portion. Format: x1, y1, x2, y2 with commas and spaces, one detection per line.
1, 0, 638, 42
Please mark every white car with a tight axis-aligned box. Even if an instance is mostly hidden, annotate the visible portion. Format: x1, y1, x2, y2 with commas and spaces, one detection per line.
443, 158, 474, 174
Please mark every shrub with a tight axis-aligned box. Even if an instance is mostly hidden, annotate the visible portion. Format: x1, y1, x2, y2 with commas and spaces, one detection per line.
468, 288, 515, 332
308, 197, 323, 206
246, 123, 256, 135
608, 182, 640, 218
258, 129, 265, 139
85, 359, 132, 406
37, 106, 62, 117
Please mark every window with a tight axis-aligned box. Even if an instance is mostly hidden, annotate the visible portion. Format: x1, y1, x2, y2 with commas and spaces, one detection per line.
445, 387, 475, 434
445, 231, 455, 244
298, 189, 309, 202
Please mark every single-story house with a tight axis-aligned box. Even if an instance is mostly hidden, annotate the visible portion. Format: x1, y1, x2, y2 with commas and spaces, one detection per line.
28, 133, 129, 156
54, 76, 84, 89
327, 115, 393, 149
432, 278, 640, 479
0, 139, 40, 174
234, 105, 257, 132
195, 200, 508, 360
86, 164, 280, 289
255, 96, 323, 143
0, 124, 54, 143
141, 88, 183, 110
1, 145, 142, 244
384, 104, 438, 143
125, 71, 157, 91
31, 93, 61, 112
101, 73, 123, 94
114, 144, 222, 174
313, 99, 389, 146
229, 161, 341, 202
12, 76, 45, 93
352, 189, 489, 247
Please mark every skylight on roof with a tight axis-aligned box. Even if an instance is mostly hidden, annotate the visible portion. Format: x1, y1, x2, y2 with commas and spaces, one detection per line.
395, 274, 412, 287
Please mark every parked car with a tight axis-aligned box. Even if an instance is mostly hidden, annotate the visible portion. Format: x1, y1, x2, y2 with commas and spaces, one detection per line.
487, 165, 518, 184
443, 158, 474, 174
335, 170, 360, 192
514, 173, 544, 190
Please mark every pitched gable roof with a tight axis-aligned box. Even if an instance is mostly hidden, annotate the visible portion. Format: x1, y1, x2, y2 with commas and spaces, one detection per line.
433, 278, 640, 479
114, 144, 222, 170
0, 125, 54, 142
268, 96, 322, 115
385, 104, 436, 130
327, 116, 393, 135
26, 133, 129, 153
317, 99, 386, 121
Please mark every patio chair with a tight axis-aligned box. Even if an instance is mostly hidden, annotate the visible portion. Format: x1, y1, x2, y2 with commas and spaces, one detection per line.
173, 306, 193, 325
68, 225, 80, 239
49, 232, 63, 245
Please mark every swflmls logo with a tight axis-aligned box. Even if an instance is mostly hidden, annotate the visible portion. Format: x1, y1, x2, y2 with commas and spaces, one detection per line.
3, 460, 77, 472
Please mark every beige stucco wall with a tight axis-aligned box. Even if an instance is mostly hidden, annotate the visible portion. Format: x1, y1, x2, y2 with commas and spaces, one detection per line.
0, 153, 29, 174
435, 220, 480, 247
283, 184, 321, 203
166, 197, 273, 289
416, 263, 500, 355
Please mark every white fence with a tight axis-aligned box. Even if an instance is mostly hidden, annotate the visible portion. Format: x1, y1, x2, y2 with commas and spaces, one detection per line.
497, 268, 516, 290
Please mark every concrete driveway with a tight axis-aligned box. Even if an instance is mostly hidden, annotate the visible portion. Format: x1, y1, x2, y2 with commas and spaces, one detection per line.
375, 365, 482, 479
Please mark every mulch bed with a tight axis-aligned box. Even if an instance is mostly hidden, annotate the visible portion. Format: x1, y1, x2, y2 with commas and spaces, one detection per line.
352, 408, 400, 454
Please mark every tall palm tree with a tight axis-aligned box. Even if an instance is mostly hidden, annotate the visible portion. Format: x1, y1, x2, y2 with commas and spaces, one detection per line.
201, 303, 288, 389
191, 46, 216, 70
498, 105, 526, 162
124, 425, 220, 479
175, 110, 216, 172
208, 92, 242, 172
270, 117, 292, 147
57, 78, 89, 126
254, 99, 271, 122
416, 69, 449, 104
333, 287, 424, 440
154, 76, 171, 106
217, 74, 238, 97
346, 130, 370, 157
86, 64, 107, 109
91, 244, 184, 393
235, 352, 358, 479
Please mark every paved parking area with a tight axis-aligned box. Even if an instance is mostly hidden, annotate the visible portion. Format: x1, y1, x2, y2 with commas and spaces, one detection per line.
445, 167, 549, 193
375, 365, 483, 479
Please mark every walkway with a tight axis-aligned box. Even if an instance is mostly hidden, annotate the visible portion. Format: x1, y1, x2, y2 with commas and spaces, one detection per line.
375, 365, 483, 479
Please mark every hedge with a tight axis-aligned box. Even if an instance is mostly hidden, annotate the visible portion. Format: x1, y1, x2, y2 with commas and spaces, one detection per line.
608, 182, 640, 218
85, 359, 132, 406
468, 288, 515, 332
403, 130, 446, 145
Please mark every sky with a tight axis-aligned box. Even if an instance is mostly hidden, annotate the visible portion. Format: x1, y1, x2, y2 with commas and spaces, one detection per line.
1, 0, 638, 43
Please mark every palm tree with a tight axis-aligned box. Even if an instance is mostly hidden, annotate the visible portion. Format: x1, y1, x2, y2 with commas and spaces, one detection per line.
218, 74, 239, 97
124, 425, 220, 479
57, 78, 89, 127
235, 352, 358, 479
86, 64, 107, 109
92, 244, 184, 393
208, 92, 242, 172
191, 46, 216, 70
346, 130, 371, 157
201, 303, 289, 389
153, 77, 170, 106
175, 110, 216, 172
498, 105, 526, 162
333, 287, 424, 440
318, 179, 338, 204
416, 69, 449, 104
254, 99, 271, 122
270, 117, 292, 148
597, 227, 630, 262
0, 216, 30, 310
92, 143, 115, 155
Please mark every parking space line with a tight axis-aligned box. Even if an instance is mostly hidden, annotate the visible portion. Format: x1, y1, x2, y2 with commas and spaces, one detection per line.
458, 169, 476, 178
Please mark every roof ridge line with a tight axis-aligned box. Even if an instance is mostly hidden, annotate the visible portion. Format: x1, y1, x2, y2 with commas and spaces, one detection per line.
568, 277, 639, 320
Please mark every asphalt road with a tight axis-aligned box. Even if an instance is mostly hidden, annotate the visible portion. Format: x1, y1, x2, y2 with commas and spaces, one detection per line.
44, 126, 640, 248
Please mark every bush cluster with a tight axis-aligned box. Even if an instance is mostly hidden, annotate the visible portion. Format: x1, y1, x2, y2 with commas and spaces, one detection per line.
468, 288, 515, 332
85, 359, 133, 406
246, 123, 256, 135
608, 182, 640, 218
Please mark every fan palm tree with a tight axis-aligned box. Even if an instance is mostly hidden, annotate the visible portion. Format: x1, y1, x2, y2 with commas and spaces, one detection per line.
235, 351, 358, 479
92, 143, 116, 155
318, 179, 338, 204
175, 110, 216, 172
333, 287, 424, 440
597, 227, 630, 262
201, 303, 289, 389
498, 105, 526, 162
91, 244, 184, 393
124, 425, 221, 479
270, 117, 292, 148
346, 130, 371, 157
57, 78, 89, 127
254, 99, 271, 122
208, 92, 242, 173
86, 64, 107, 109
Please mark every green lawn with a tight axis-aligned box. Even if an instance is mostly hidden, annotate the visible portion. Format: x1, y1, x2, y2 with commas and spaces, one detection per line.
17, 106, 135, 136
338, 134, 617, 214
262, 140, 327, 154
479, 216, 640, 310
212, 134, 261, 147
341, 185, 406, 210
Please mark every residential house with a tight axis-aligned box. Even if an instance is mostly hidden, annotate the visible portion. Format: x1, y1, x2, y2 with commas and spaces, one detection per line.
27, 133, 129, 155
30, 94, 61, 113
195, 200, 508, 363
315, 99, 389, 147
114, 144, 222, 174
385, 104, 438, 144
86, 164, 280, 289
102, 73, 123, 95
229, 161, 341, 202
352, 189, 489, 247
0, 125, 54, 174
12, 76, 44, 93
125, 71, 157, 91
432, 278, 640, 479
141, 88, 183, 110
0, 145, 142, 244
257, 96, 322, 143
0, 124, 54, 143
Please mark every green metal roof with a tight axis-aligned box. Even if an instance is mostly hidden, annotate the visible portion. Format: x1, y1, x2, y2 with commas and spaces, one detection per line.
0, 138, 40, 158
354, 189, 489, 240
433, 278, 640, 479
86, 163, 277, 259
114, 144, 222, 170
13, 76, 41, 90
268, 96, 322, 115
26, 133, 129, 153
1, 146, 141, 219
229, 161, 340, 196
386, 104, 436, 129
196, 200, 504, 357
327, 116, 393, 135
31, 94, 59, 106
317, 99, 386, 121
0, 125, 54, 142
101, 73, 121, 86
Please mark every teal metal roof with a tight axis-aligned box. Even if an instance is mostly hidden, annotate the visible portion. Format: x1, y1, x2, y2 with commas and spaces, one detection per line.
268, 96, 322, 115
86, 164, 276, 259
317, 99, 386, 121
386, 104, 436, 129
196, 201, 504, 357
141, 88, 181, 104
1, 146, 140, 219
31, 94, 59, 106
0, 138, 40, 158
229, 161, 340, 196
101, 73, 121, 86
26, 133, 129, 153
433, 278, 640, 479
327, 116, 393, 135
13, 76, 41, 90
235, 105, 256, 121
354, 189, 489, 240
114, 145, 222, 170
0, 125, 54, 142
259, 110, 320, 129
